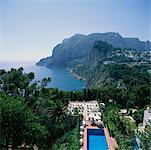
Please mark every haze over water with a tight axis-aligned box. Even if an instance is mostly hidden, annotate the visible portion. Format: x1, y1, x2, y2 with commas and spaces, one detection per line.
0, 62, 84, 91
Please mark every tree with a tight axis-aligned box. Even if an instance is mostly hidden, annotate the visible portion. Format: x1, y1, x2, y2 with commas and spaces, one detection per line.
47, 99, 68, 124
102, 105, 136, 149
126, 100, 135, 114
139, 124, 151, 150
132, 109, 144, 125
27, 72, 35, 80
0, 68, 36, 97
134, 84, 150, 108
41, 77, 51, 87
0, 92, 47, 149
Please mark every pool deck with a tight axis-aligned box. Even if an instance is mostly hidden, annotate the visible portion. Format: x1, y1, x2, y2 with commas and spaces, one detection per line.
82, 124, 116, 150
68, 101, 118, 150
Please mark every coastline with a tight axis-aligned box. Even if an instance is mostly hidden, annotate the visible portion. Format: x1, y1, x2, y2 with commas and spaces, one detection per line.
37, 64, 87, 89
69, 68, 86, 81
37, 63, 85, 81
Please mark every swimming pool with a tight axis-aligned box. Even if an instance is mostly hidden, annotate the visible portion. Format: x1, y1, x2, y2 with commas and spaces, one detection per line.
87, 129, 108, 150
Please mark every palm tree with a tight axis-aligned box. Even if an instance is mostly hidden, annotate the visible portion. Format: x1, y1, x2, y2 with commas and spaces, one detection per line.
47, 99, 68, 124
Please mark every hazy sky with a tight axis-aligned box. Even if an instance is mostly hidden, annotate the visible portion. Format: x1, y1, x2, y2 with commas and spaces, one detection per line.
0, 0, 150, 62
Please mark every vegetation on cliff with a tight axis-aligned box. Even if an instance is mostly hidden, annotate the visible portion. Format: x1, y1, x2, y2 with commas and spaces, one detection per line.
73, 40, 150, 89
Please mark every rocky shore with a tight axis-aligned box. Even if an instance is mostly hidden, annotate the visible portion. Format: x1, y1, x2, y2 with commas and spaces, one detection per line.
69, 68, 86, 81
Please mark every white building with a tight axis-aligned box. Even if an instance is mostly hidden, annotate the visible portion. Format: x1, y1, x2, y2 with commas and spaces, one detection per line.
143, 106, 151, 128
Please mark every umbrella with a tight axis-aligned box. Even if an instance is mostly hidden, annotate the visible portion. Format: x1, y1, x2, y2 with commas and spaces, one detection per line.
95, 116, 101, 120
80, 126, 84, 129
82, 120, 86, 125
80, 138, 83, 143
97, 112, 101, 116
97, 120, 102, 123
80, 138, 83, 146
80, 131, 83, 135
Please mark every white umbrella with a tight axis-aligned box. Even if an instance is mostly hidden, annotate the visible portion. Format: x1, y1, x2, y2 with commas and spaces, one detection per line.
80, 138, 83, 146
80, 138, 83, 143
82, 120, 86, 125
97, 112, 101, 116
97, 120, 102, 123
95, 116, 101, 120
80, 126, 84, 129
89, 114, 94, 118
80, 131, 83, 135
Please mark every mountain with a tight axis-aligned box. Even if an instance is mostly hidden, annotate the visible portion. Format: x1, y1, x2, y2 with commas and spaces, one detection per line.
37, 32, 151, 67
87, 41, 114, 69
37, 56, 51, 66
73, 41, 151, 88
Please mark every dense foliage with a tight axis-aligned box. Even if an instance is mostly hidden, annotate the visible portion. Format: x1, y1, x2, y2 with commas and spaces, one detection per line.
102, 105, 136, 150
51, 122, 80, 150
111, 56, 135, 63
0, 68, 80, 149
138, 124, 151, 149
0, 92, 47, 148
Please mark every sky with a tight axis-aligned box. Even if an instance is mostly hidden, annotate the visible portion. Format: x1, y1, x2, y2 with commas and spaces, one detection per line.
0, 0, 150, 62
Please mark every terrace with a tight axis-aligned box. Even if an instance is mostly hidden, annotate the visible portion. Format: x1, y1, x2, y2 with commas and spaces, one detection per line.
68, 101, 117, 150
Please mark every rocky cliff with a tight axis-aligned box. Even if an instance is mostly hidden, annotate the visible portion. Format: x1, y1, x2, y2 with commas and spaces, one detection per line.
87, 41, 114, 69
37, 32, 151, 68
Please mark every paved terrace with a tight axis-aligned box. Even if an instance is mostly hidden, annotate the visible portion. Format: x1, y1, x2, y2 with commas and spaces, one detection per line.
68, 101, 117, 150
68, 101, 102, 122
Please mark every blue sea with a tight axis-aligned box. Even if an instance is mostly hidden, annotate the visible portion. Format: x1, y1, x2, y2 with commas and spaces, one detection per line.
0, 61, 85, 91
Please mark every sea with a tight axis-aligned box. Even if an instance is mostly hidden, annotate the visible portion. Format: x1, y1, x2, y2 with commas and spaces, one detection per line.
0, 61, 85, 91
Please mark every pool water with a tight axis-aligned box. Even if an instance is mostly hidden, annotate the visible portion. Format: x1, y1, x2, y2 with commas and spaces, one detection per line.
87, 129, 108, 150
